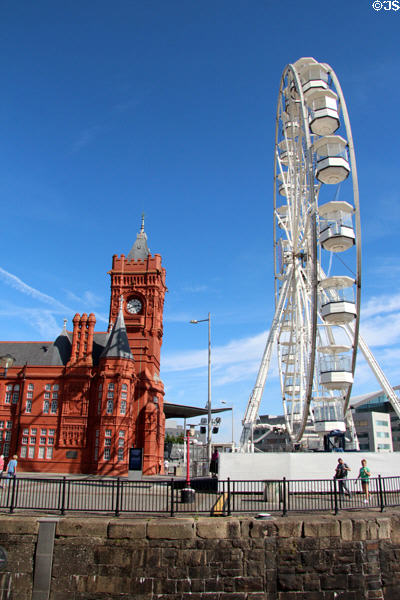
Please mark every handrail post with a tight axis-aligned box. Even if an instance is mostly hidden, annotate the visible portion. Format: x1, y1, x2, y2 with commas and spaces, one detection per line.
282, 477, 287, 517
378, 475, 385, 513
333, 478, 339, 515
9, 476, 17, 514
60, 477, 66, 515
227, 478, 231, 517
66, 478, 71, 512
115, 478, 120, 517
170, 478, 174, 517
120, 477, 124, 516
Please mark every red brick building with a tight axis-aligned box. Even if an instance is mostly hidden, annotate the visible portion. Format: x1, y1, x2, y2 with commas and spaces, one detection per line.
0, 219, 167, 475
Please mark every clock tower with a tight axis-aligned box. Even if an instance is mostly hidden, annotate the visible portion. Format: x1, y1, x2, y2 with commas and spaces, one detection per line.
107, 217, 167, 473
108, 216, 166, 373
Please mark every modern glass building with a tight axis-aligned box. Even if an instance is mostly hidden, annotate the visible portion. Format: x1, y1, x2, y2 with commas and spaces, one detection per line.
350, 386, 400, 452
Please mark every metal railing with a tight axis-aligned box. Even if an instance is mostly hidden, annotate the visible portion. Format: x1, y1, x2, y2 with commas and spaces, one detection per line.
0, 475, 399, 517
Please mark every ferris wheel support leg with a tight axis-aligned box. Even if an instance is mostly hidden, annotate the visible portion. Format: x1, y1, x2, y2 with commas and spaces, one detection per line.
344, 409, 360, 451
239, 272, 292, 450
345, 324, 400, 419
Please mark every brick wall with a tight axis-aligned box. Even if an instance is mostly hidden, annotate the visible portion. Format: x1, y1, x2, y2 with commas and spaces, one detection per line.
0, 513, 400, 599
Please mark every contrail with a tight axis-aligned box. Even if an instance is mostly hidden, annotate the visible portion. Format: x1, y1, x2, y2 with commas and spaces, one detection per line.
0, 266, 71, 312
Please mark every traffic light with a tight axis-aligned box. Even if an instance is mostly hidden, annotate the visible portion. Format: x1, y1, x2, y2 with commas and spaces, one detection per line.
212, 417, 221, 434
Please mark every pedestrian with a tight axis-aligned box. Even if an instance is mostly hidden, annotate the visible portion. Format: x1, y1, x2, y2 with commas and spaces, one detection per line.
164, 459, 169, 474
357, 458, 371, 503
210, 450, 219, 477
0, 455, 4, 488
6, 455, 17, 479
334, 457, 351, 497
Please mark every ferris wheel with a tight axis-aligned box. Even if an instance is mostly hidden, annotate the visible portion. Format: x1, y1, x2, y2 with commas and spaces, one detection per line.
240, 57, 400, 451
241, 57, 363, 449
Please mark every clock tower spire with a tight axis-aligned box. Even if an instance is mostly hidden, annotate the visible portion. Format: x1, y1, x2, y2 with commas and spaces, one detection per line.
127, 212, 150, 261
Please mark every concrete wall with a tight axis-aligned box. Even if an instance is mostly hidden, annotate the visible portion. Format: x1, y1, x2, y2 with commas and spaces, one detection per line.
219, 451, 400, 481
1, 513, 400, 599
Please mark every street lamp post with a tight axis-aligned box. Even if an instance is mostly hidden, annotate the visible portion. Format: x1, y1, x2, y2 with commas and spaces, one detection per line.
190, 313, 212, 473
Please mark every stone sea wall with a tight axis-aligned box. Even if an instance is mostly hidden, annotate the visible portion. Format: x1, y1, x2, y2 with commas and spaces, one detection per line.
0, 513, 400, 599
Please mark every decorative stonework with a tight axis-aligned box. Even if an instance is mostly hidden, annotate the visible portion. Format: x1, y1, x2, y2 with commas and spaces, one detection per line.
1, 514, 400, 599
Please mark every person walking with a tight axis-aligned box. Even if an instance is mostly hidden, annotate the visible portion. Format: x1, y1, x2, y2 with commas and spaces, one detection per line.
0, 455, 4, 488
358, 458, 371, 503
6, 455, 17, 479
334, 457, 351, 497
210, 450, 219, 477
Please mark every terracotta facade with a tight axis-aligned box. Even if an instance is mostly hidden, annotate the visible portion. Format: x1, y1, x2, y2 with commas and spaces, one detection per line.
0, 222, 167, 476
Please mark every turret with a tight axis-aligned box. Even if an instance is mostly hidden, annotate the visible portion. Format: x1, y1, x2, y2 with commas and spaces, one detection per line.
100, 302, 134, 362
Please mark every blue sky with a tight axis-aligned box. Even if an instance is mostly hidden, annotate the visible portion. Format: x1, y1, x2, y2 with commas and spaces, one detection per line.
1, 1, 400, 443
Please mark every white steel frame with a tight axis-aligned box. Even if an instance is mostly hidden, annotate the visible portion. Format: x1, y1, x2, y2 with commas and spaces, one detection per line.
240, 58, 400, 451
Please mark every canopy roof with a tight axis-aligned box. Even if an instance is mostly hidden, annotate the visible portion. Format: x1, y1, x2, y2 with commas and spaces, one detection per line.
163, 402, 230, 420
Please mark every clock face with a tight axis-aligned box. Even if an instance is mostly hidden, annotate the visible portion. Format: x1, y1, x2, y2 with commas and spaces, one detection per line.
126, 297, 143, 314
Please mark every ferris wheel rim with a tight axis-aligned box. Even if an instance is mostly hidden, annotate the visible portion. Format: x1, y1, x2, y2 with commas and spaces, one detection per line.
323, 64, 362, 416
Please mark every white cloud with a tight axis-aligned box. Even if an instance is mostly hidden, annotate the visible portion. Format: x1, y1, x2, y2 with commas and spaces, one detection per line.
361, 313, 400, 347
213, 361, 260, 386
71, 124, 107, 153
64, 289, 103, 307
164, 312, 195, 323
163, 330, 267, 374
163, 288, 400, 397
23, 310, 62, 340
93, 312, 109, 325
0, 267, 70, 312
213, 332, 267, 367
163, 347, 207, 372
362, 292, 400, 319
182, 285, 209, 293
112, 83, 157, 114
83, 291, 102, 305
0, 307, 63, 340
0, 268, 109, 336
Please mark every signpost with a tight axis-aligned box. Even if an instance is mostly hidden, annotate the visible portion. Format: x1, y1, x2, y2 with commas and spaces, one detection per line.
128, 447, 143, 481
